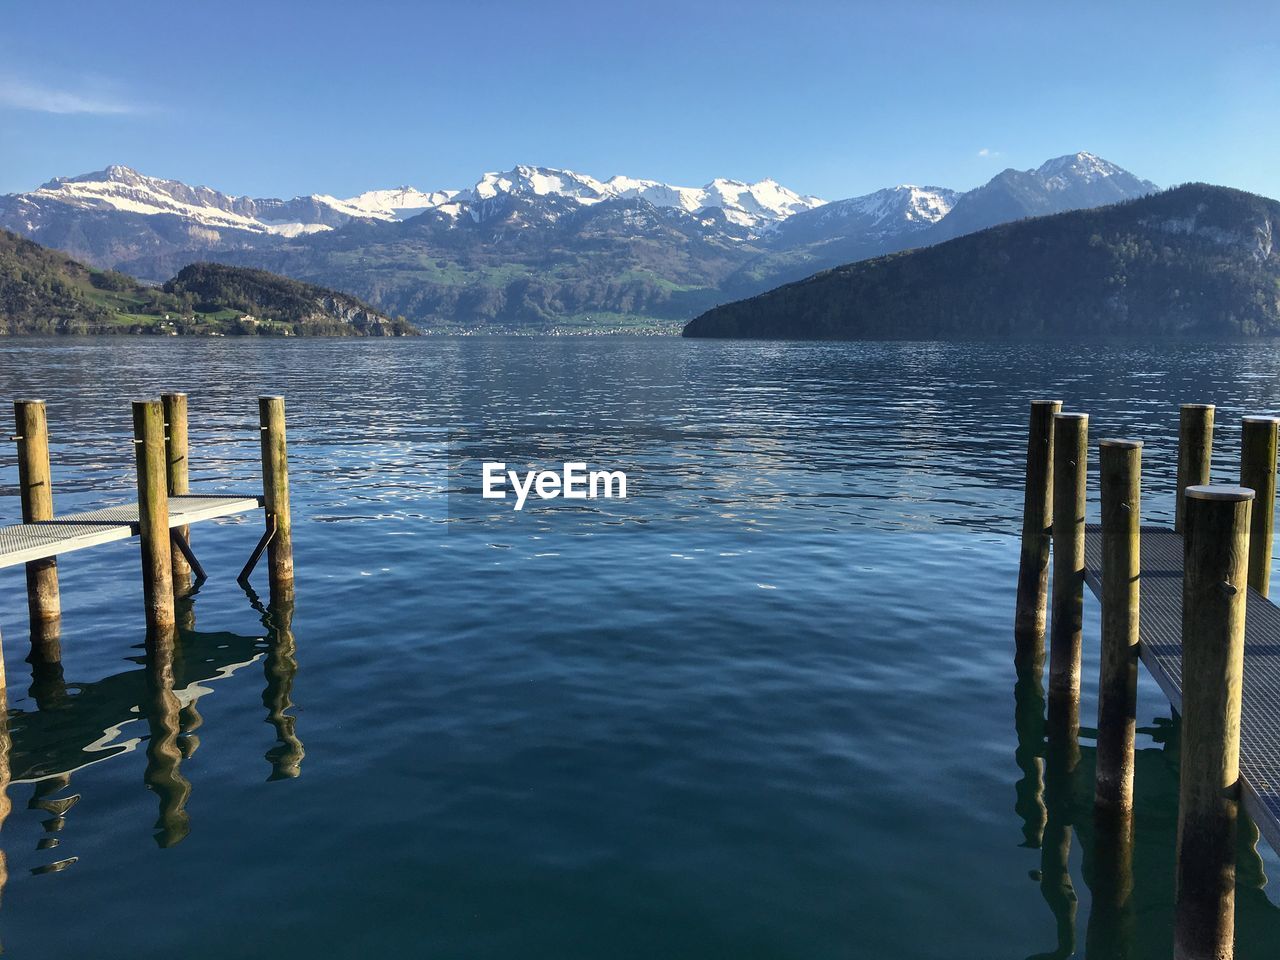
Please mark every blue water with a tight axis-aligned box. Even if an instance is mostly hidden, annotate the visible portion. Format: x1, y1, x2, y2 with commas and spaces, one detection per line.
0, 336, 1277, 958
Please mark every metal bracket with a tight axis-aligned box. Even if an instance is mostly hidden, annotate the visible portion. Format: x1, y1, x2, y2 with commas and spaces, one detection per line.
237, 514, 277, 587
170, 529, 208, 585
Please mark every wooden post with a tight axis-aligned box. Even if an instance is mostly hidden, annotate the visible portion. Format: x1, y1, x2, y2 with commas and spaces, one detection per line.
1015, 399, 1063, 671
1049, 412, 1088, 747
1096, 439, 1142, 816
14, 400, 61, 631
1175, 484, 1251, 960
1176, 404, 1214, 534
259, 396, 293, 589
133, 400, 175, 634
1240, 415, 1278, 597
162, 393, 191, 589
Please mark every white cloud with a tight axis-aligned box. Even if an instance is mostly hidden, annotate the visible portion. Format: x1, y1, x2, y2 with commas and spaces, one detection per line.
0, 77, 145, 115
977, 147, 1002, 158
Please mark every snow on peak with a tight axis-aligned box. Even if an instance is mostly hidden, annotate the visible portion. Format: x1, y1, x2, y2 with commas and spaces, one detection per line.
472, 165, 609, 203
464, 166, 824, 229
1035, 151, 1128, 188
828, 184, 957, 227
339, 186, 464, 220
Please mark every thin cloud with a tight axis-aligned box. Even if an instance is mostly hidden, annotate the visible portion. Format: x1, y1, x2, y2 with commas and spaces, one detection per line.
0, 77, 146, 115
977, 148, 1002, 158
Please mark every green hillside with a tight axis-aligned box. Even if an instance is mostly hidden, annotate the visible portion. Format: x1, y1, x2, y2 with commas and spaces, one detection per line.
0, 230, 417, 336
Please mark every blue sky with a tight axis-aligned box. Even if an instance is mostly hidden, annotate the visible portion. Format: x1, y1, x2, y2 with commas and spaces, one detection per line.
2, 0, 1277, 201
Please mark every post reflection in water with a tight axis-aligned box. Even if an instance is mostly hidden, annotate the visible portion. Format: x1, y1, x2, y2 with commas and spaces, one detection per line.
1084, 809, 1136, 960
1015, 667, 1081, 960
1013, 672, 1048, 850
26, 621, 66, 713
142, 627, 193, 849
0, 586, 305, 907
0, 648, 10, 953
1013, 670, 1280, 960
261, 585, 304, 782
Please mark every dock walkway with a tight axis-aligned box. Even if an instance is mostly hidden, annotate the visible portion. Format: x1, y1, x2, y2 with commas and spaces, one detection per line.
1084, 524, 1280, 854
0, 494, 263, 569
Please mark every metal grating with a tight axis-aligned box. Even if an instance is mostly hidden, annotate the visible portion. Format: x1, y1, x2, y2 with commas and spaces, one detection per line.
62, 494, 263, 528
0, 493, 263, 569
1084, 524, 1280, 857
0, 520, 133, 569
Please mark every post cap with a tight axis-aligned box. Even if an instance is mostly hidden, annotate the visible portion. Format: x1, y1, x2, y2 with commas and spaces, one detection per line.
1099, 438, 1142, 449
1242, 415, 1280, 424
1186, 484, 1255, 502
14, 399, 45, 406
260, 395, 285, 401
161, 391, 188, 398
1181, 403, 1215, 411
1031, 399, 1064, 406
1054, 412, 1088, 421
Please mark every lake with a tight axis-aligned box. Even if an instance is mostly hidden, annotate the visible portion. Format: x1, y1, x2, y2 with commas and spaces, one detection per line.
0, 335, 1277, 958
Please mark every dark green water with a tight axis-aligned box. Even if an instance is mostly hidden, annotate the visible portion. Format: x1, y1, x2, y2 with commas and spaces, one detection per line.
0, 336, 1276, 958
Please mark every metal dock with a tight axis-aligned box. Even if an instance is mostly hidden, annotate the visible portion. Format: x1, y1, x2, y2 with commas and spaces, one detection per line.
0, 494, 263, 570
1084, 524, 1280, 855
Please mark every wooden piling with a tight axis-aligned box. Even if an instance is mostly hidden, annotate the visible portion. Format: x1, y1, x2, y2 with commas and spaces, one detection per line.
162, 393, 191, 589
14, 400, 60, 630
1096, 439, 1142, 816
259, 396, 293, 589
133, 400, 175, 634
1049, 412, 1088, 747
1015, 399, 1063, 671
1175, 484, 1251, 960
1175, 404, 1214, 534
1239, 415, 1278, 597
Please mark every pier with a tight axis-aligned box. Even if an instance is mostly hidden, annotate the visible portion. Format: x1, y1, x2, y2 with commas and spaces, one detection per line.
1082, 524, 1280, 855
0, 393, 293, 645
1016, 401, 1280, 960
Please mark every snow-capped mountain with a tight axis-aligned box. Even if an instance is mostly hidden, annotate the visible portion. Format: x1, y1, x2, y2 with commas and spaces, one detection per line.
1037, 151, 1135, 190
929, 151, 1158, 243
464, 165, 824, 229
0, 152, 1161, 329
16, 165, 352, 237
339, 186, 465, 221
0, 162, 824, 254
770, 184, 958, 249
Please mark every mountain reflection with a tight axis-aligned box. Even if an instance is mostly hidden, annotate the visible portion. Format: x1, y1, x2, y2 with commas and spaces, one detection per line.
0, 590, 302, 887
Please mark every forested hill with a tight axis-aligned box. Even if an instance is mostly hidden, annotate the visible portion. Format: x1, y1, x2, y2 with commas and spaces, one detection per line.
0, 231, 416, 335
682, 184, 1280, 340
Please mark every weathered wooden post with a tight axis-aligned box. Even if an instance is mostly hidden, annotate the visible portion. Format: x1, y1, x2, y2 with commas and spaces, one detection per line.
1096, 439, 1142, 816
133, 400, 175, 634
1015, 399, 1063, 671
14, 401, 61, 636
1175, 484, 1251, 960
161, 393, 191, 590
1239, 415, 1278, 597
1049, 412, 1088, 748
1175, 404, 1214, 534
259, 396, 294, 590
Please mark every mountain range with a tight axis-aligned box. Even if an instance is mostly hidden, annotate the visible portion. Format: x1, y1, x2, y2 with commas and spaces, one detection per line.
683, 184, 1280, 340
0, 153, 1157, 330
